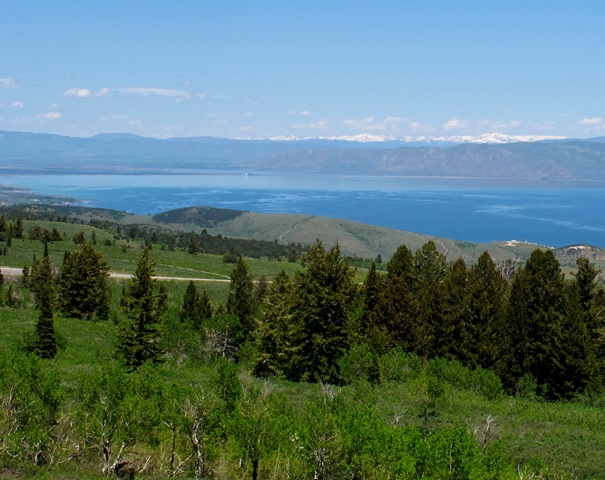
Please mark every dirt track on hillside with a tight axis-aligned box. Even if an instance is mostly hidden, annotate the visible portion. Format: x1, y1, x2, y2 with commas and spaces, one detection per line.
0, 267, 231, 283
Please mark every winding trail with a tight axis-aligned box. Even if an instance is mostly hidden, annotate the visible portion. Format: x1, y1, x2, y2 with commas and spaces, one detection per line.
278, 220, 305, 244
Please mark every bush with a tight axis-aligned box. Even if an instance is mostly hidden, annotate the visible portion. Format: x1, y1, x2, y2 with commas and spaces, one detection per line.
472, 367, 504, 400
378, 348, 423, 383
338, 344, 379, 384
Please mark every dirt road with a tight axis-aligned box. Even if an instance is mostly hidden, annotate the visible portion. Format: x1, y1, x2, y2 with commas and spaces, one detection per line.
0, 267, 231, 283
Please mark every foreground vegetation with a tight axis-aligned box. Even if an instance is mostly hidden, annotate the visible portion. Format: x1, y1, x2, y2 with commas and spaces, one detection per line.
0, 214, 604, 478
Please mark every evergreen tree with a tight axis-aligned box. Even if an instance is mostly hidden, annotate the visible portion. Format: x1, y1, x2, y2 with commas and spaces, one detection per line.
412, 241, 447, 293
117, 246, 167, 370
466, 251, 509, 370
181, 280, 200, 322
226, 256, 257, 343
412, 241, 448, 357
360, 263, 390, 355
32, 250, 57, 359
58, 242, 111, 320
13, 216, 24, 239
432, 258, 470, 360
387, 244, 414, 284
290, 241, 357, 382
506, 249, 568, 398
254, 271, 302, 378
563, 258, 605, 392
180, 280, 214, 329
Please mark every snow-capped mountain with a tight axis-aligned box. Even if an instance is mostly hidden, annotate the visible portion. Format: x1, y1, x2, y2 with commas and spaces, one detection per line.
269, 133, 567, 144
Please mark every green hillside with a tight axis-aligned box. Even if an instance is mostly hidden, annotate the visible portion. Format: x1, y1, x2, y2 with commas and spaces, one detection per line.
0, 213, 604, 478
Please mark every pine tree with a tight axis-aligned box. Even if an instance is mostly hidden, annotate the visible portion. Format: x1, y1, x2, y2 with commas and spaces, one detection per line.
432, 258, 470, 360
117, 246, 167, 370
360, 263, 390, 355
254, 271, 302, 378
58, 242, 111, 320
412, 241, 448, 357
506, 249, 568, 398
466, 252, 509, 370
181, 280, 200, 322
291, 241, 357, 382
180, 281, 214, 329
32, 250, 57, 359
226, 256, 257, 343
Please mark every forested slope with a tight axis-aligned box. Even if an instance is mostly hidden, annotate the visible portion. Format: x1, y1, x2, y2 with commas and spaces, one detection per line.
0, 212, 604, 478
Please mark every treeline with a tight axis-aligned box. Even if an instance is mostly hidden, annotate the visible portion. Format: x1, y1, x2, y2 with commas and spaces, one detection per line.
0, 205, 306, 260
240, 241, 605, 400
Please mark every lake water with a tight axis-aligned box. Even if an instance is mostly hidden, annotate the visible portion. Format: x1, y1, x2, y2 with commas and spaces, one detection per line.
3, 173, 605, 248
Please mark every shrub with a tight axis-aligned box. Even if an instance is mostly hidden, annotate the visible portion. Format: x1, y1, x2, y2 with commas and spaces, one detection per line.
378, 348, 423, 383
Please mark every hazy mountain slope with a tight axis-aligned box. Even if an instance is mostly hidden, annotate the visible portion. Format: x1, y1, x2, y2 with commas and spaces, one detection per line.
2, 131, 605, 181
149, 207, 528, 263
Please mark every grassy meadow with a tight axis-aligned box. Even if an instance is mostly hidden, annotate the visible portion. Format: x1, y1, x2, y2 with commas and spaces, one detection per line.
1, 218, 605, 478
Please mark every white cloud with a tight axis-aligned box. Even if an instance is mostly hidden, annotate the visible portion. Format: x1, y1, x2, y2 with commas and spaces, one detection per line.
385, 116, 405, 124
477, 119, 523, 130
97, 87, 191, 100
65, 88, 92, 98
443, 118, 468, 130
344, 117, 375, 127
293, 118, 328, 129
578, 117, 604, 126
0, 78, 17, 88
299, 111, 312, 116
10, 101, 23, 109
37, 112, 61, 120
243, 112, 254, 117
343, 116, 408, 132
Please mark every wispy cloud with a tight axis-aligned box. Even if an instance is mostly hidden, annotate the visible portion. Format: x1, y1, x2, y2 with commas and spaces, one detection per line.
443, 118, 468, 130
65, 86, 197, 101
10, 101, 24, 109
477, 119, 523, 130
37, 112, 61, 120
578, 117, 603, 126
343, 116, 406, 132
97, 87, 192, 100
0, 78, 17, 88
299, 111, 312, 116
65, 88, 92, 98
293, 118, 328, 129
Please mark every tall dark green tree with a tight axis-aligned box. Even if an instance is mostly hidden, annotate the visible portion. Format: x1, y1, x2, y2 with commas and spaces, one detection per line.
290, 241, 358, 382
180, 280, 214, 329
58, 242, 110, 320
181, 280, 200, 322
359, 263, 390, 355
431, 258, 470, 360
386, 244, 414, 285
117, 246, 167, 370
226, 256, 257, 343
254, 271, 302, 378
412, 241, 448, 357
31, 249, 57, 359
564, 257, 605, 392
466, 251, 509, 370
505, 249, 568, 398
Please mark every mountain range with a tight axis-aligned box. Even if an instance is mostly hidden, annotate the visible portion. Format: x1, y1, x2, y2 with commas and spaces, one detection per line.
2, 130, 605, 182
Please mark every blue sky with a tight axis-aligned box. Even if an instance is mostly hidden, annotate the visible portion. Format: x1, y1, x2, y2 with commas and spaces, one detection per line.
1, 1, 605, 139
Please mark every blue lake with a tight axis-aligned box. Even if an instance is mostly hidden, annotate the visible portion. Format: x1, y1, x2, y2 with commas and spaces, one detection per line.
3, 173, 605, 248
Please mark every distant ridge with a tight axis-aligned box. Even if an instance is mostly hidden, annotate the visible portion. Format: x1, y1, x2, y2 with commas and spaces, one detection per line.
2, 130, 605, 182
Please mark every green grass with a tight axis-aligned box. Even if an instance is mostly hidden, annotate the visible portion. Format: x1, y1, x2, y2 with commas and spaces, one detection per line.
2, 290, 605, 478
2, 219, 605, 478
